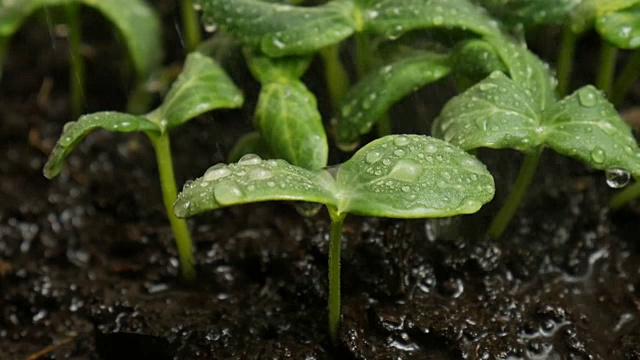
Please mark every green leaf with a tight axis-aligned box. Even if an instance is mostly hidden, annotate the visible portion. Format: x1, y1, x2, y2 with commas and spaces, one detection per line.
474, 0, 579, 27
596, 3, 640, 49
433, 71, 543, 151
0, 0, 161, 79
245, 50, 313, 83
148, 52, 244, 131
334, 52, 451, 150
451, 38, 507, 89
571, 0, 640, 33
197, 0, 355, 56
174, 135, 495, 219
544, 85, 640, 175
360, 0, 501, 39
255, 80, 328, 170
227, 132, 274, 163
484, 36, 557, 111
173, 154, 338, 217
43, 112, 160, 178
336, 135, 495, 217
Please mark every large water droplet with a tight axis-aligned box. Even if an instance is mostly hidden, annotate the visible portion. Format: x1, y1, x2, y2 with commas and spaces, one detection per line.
238, 154, 262, 165
204, 163, 231, 181
173, 198, 191, 218
214, 181, 244, 205
605, 168, 630, 188
393, 136, 410, 146
577, 87, 597, 107
366, 151, 382, 164
247, 167, 272, 181
389, 159, 423, 182
590, 147, 606, 164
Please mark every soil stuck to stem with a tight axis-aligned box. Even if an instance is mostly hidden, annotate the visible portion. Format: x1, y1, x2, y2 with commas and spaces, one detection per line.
2, 6, 640, 360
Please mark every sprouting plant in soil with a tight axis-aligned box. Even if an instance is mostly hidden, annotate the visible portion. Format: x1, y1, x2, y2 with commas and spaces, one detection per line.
432, 35, 640, 238
43, 52, 243, 278
173, 134, 495, 341
0, 0, 162, 117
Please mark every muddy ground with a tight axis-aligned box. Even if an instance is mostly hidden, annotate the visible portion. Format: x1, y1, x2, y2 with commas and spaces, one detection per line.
1, 4, 640, 360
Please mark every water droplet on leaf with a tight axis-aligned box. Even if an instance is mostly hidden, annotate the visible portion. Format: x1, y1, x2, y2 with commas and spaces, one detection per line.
394, 136, 410, 146
238, 154, 262, 165
577, 87, 597, 107
248, 167, 272, 181
204, 163, 231, 181
389, 159, 423, 182
214, 181, 244, 205
605, 168, 630, 188
590, 147, 606, 164
366, 151, 382, 164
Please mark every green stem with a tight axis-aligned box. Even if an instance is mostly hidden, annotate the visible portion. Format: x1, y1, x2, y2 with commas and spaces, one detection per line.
327, 208, 346, 343
596, 40, 618, 97
487, 147, 543, 239
65, 2, 84, 119
609, 181, 640, 209
612, 49, 640, 106
319, 44, 350, 112
149, 133, 195, 279
180, 0, 202, 53
556, 25, 578, 97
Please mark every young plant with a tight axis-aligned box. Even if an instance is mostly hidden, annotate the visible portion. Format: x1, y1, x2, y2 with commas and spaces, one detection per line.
43, 52, 243, 278
173, 134, 495, 342
0, 0, 162, 117
432, 35, 640, 238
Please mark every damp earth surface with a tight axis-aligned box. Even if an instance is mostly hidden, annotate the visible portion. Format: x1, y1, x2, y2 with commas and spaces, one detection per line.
2, 5, 640, 360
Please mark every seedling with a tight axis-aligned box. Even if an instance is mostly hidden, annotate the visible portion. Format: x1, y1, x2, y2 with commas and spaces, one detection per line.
43, 52, 243, 278
0, 0, 162, 117
173, 134, 495, 342
432, 35, 640, 238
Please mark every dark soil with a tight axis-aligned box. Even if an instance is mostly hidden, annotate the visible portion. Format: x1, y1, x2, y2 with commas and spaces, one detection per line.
2, 4, 640, 360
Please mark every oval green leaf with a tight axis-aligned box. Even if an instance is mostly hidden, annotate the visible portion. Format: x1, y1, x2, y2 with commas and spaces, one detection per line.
596, 3, 640, 49
360, 0, 500, 39
173, 155, 338, 218
245, 51, 312, 84
197, 0, 355, 56
255, 80, 328, 170
43, 112, 160, 178
475, 0, 578, 28
148, 52, 244, 131
334, 52, 451, 150
452, 39, 507, 90
336, 135, 495, 217
432, 71, 543, 151
544, 85, 640, 176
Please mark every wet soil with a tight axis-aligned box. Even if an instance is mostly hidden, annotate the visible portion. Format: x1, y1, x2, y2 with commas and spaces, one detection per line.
2, 5, 640, 360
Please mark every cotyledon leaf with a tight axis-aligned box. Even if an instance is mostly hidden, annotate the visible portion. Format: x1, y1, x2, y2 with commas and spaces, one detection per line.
173, 154, 339, 218
334, 52, 451, 150
596, 3, 640, 49
452, 38, 508, 90
336, 135, 495, 217
473, 0, 580, 28
0, 0, 161, 80
196, 0, 355, 56
544, 85, 640, 176
148, 52, 243, 131
245, 50, 313, 84
43, 112, 160, 178
359, 0, 501, 39
255, 80, 328, 170
433, 71, 543, 151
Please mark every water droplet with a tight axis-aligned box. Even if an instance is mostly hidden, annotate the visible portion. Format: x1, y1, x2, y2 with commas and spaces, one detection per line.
203, 163, 231, 181
247, 167, 272, 181
606, 168, 630, 188
204, 23, 218, 33
267, 181, 276, 188
478, 82, 496, 91
394, 136, 410, 146
590, 147, 606, 164
214, 181, 244, 205
62, 121, 76, 133
389, 159, 423, 182
401, 186, 410, 192
272, 37, 286, 49
238, 154, 262, 165
173, 198, 191, 218
366, 151, 382, 164
577, 87, 597, 107
394, 149, 405, 156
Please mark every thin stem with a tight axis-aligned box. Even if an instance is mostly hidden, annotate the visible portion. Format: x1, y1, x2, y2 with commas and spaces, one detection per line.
596, 40, 618, 97
319, 44, 350, 113
180, 0, 202, 53
149, 133, 195, 279
612, 49, 640, 106
487, 147, 543, 239
65, 2, 84, 119
610, 181, 640, 209
327, 208, 346, 344
555, 25, 578, 97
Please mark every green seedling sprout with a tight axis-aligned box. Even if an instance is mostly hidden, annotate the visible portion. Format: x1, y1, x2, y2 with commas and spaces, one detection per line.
0, 0, 162, 118
173, 134, 495, 342
43, 52, 243, 278
432, 35, 640, 238
196, 0, 501, 138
